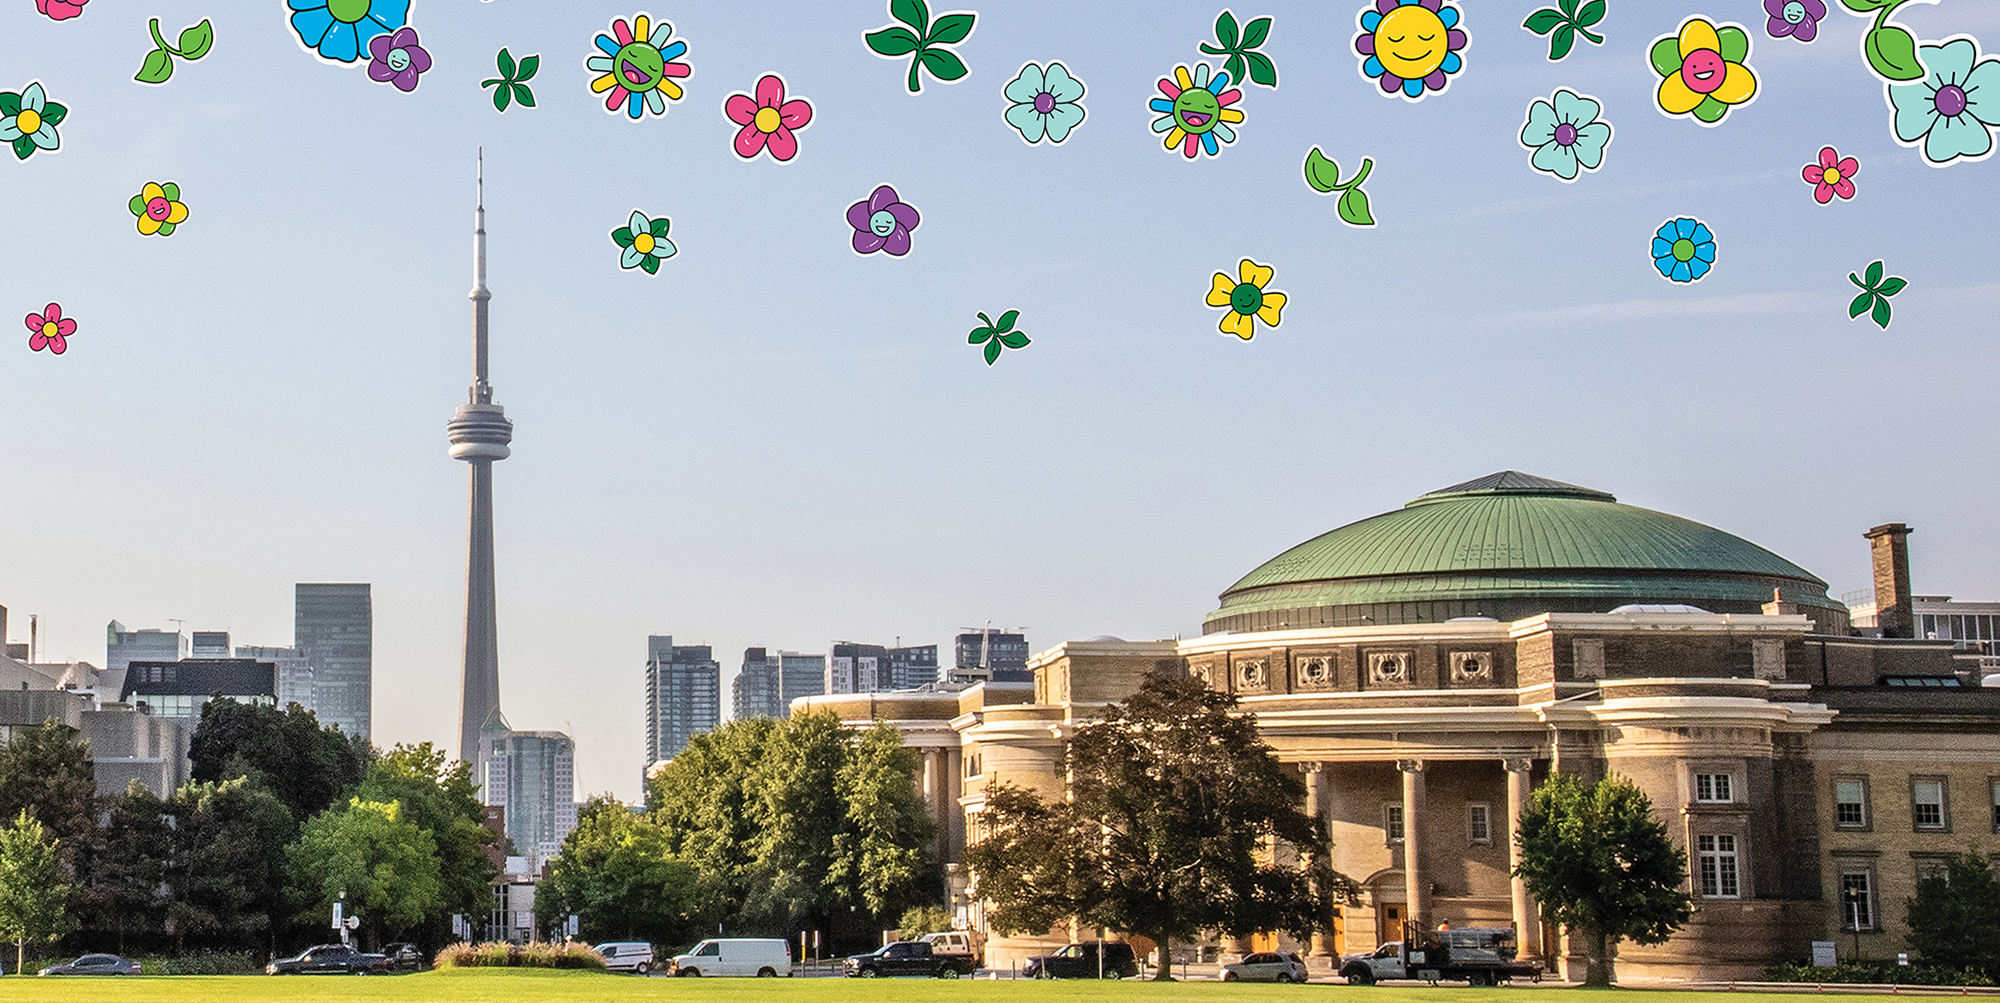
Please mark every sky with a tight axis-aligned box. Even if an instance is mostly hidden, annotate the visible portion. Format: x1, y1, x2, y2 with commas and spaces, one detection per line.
3, 0, 1997, 803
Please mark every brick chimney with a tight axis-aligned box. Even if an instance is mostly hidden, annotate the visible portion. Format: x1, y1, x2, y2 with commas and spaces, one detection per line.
1865, 523, 1914, 638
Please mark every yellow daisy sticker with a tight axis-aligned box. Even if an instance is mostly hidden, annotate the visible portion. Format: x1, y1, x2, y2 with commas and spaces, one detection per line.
1206, 259, 1286, 340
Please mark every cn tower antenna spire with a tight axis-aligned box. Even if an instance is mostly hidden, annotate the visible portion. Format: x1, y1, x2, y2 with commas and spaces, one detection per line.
471, 147, 492, 403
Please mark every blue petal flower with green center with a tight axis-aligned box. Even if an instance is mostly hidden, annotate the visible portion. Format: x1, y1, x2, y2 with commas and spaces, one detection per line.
1651, 218, 1714, 283
288, 0, 408, 64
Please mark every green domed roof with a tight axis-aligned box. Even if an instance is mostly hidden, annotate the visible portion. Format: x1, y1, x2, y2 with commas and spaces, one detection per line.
1207, 472, 1841, 633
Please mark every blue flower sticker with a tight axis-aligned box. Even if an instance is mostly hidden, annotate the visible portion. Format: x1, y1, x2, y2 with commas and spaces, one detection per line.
288, 0, 408, 65
1651, 217, 1715, 283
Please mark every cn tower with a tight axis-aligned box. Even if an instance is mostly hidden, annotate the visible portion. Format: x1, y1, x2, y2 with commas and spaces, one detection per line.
448, 150, 513, 769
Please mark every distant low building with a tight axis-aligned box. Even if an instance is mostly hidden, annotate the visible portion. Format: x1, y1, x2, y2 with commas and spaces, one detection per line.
106, 621, 186, 671
954, 630, 1030, 684
119, 658, 277, 723
234, 644, 315, 715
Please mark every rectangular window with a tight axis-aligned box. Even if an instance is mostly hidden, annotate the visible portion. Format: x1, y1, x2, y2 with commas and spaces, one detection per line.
1385, 804, 1405, 842
1839, 870, 1874, 929
1991, 779, 1999, 832
1696, 773, 1734, 803
1468, 804, 1491, 843
1912, 778, 1948, 830
1835, 778, 1869, 828
1573, 639, 1605, 680
1697, 834, 1741, 898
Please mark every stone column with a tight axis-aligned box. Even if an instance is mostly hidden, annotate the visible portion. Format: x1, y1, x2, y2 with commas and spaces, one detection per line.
1504, 757, 1541, 960
1305, 763, 1335, 957
922, 748, 942, 855
943, 746, 964, 863
1398, 759, 1429, 931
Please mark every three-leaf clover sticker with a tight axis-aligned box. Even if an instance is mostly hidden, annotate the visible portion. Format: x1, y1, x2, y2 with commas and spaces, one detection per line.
1847, 260, 1906, 329
865, 0, 976, 94
1199, 10, 1277, 88
1522, 0, 1605, 61
1302, 148, 1376, 227
482, 48, 539, 112
968, 309, 1029, 365
135, 18, 214, 85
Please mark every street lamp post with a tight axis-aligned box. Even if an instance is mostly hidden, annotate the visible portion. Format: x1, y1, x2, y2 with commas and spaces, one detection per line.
1842, 888, 1862, 963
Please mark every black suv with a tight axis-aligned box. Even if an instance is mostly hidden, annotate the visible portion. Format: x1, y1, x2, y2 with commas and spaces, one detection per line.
843, 941, 972, 978
377, 943, 426, 972
1023, 942, 1138, 979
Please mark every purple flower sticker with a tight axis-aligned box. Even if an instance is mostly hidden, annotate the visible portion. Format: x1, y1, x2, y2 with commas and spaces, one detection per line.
367, 27, 431, 92
1764, 0, 1824, 43
846, 184, 920, 256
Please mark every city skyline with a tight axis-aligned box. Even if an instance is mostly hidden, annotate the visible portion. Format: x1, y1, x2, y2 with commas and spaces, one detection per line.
3, 2, 1997, 803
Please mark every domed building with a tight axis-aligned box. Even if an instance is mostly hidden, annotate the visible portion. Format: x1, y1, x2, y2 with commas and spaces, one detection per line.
798, 473, 2000, 981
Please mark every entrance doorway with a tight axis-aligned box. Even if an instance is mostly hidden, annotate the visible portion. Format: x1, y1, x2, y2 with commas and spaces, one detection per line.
1378, 904, 1403, 947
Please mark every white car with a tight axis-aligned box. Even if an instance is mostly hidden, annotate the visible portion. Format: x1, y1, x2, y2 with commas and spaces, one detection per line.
594, 942, 654, 975
671, 938, 792, 977
1221, 951, 1310, 983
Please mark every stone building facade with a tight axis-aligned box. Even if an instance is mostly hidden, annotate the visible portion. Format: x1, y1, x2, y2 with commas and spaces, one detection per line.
799, 474, 2000, 979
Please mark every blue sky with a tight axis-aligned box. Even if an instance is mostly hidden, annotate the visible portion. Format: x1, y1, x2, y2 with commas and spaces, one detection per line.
3, 0, 1997, 801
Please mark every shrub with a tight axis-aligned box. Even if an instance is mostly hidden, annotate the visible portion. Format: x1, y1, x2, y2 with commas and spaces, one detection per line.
1763, 961, 1995, 986
434, 941, 608, 970
133, 951, 261, 975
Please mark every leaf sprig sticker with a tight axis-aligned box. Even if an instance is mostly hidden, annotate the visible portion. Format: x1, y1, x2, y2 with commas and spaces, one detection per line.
1847, 260, 1905, 328
1522, 0, 1604, 61
1839, 0, 1924, 81
483, 48, 539, 112
1302, 148, 1375, 227
968, 310, 1029, 365
865, 0, 976, 94
135, 17, 214, 85
1199, 10, 1277, 88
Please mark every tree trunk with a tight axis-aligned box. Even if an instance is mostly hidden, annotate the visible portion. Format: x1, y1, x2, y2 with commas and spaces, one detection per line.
1584, 927, 1614, 987
1152, 934, 1174, 981
16, 938, 22, 977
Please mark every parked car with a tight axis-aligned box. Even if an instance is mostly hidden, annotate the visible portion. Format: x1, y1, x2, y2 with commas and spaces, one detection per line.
38, 954, 141, 976
1022, 941, 1138, 980
266, 944, 385, 975
594, 941, 655, 975
377, 943, 426, 972
669, 938, 791, 977
917, 930, 980, 967
1221, 952, 1310, 983
842, 940, 971, 978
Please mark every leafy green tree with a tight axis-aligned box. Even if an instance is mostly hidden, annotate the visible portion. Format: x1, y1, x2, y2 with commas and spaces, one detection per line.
0, 719, 99, 870
740, 711, 857, 931
647, 717, 778, 928
354, 742, 497, 947
829, 722, 938, 921
91, 781, 172, 953
288, 799, 441, 946
190, 698, 371, 824
1514, 773, 1693, 987
0, 810, 73, 975
966, 666, 1341, 980
897, 905, 954, 937
537, 797, 696, 945
1906, 852, 2000, 972
165, 778, 296, 953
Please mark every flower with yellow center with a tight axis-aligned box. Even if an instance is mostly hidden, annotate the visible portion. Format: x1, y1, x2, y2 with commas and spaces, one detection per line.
611, 209, 676, 274
2, 80, 67, 161
1205, 259, 1287, 340
1650, 17, 1757, 125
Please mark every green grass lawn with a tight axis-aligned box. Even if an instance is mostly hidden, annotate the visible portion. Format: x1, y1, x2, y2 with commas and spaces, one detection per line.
0, 970, 1909, 1003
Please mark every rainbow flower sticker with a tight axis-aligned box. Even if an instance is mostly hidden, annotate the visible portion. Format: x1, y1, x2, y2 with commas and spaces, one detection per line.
1149, 63, 1243, 159
588, 13, 690, 120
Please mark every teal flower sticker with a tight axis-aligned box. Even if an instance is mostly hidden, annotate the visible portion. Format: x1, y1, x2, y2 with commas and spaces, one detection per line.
1002, 62, 1085, 145
1886, 36, 2000, 166
611, 209, 675, 273
1520, 88, 1611, 181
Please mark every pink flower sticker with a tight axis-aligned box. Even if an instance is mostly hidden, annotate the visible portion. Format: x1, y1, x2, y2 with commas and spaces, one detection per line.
1803, 146, 1858, 203
723, 74, 813, 162
26, 302, 75, 354
36, 0, 87, 21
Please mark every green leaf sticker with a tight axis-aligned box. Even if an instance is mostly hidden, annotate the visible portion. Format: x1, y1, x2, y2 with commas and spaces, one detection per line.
482, 48, 541, 113
865, 0, 978, 94
1845, 260, 1907, 329
134, 18, 215, 86
1522, 0, 1604, 60
1302, 148, 1377, 228
1864, 24, 1924, 81
1198, 9, 1278, 89
968, 309, 1029, 365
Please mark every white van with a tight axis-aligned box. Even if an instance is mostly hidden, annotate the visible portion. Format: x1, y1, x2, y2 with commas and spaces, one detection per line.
919, 931, 980, 966
671, 938, 792, 977
593, 941, 655, 975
